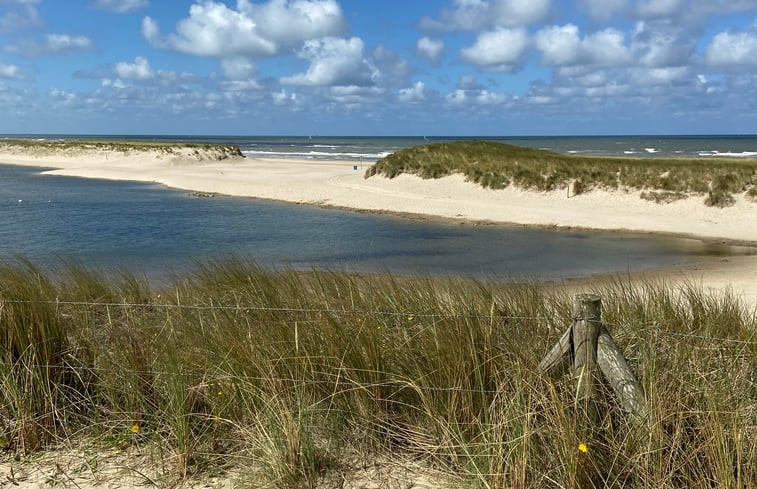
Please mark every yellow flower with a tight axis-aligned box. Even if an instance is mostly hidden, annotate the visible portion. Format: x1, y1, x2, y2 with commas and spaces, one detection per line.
130, 424, 140, 433
217, 390, 223, 396
407, 315, 414, 321
578, 442, 588, 453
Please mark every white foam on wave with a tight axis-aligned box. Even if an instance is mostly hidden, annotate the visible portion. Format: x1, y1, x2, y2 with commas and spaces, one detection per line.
697, 150, 757, 157
624, 151, 637, 154
644, 148, 658, 153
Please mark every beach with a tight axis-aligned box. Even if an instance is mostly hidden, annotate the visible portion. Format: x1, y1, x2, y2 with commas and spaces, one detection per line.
1, 143, 756, 306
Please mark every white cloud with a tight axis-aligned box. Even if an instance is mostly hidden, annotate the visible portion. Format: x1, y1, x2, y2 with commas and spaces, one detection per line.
143, 0, 347, 58
705, 29, 757, 66
419, 0, 551, 31
398, 81, 425, 103
93, 0, 148, 13
0, 0, 41, 33
115, 56, 154, 80
580, 0, 628, 21
0, 62, 23, 79
445, 89, 467, 105
630, 21, 694, 67
45, 34, 93, 52
461, 28, 529, 72
272, 89, 298, 106
636, 0, 682, 18
328, 85, 384, 101
535, 24, 631, 67
476, 90, 510, 104
369, 46, 411, 87
416, 37, 444, 63
5, 33, 94, 57
281, 37, 372, 87
220, 79, 262, 91
221, 57, 256, 80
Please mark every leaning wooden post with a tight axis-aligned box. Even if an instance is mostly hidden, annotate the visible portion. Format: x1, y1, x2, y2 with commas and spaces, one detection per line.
597, 325, 645, 419
571, 294, 601, 423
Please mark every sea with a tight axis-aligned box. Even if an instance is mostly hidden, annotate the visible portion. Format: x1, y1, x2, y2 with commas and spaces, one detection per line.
2, 134, 755, 282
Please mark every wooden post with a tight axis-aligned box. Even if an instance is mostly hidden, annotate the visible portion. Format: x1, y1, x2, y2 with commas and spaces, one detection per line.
597, 326, 645, 418
537, 324, 572, 375
571, 294, 601, 421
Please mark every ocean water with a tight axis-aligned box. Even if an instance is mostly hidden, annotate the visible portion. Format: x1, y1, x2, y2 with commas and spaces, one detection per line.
0, 162, 745, 282
5, 134, 757, 160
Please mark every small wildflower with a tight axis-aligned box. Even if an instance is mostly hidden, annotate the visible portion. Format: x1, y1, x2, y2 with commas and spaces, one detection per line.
217, 390, 223, 396
130, 424, 140, 433
578, 442, 588, 453
377, 326, 381, 331
156, 294, 161, 299
407, 315, 414, 321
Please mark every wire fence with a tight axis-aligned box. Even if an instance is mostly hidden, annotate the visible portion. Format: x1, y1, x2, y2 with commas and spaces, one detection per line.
2, 297, 755, 346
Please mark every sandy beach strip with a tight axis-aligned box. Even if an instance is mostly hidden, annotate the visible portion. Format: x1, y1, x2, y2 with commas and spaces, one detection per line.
1, 147, 756, 306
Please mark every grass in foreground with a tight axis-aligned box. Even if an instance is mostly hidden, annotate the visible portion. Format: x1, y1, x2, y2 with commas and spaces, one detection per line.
1, 259, 755, 488
366, 141, 757, 207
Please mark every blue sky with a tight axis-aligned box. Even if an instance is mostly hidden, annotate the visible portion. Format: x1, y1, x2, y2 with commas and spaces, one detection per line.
2, 0, 757, 135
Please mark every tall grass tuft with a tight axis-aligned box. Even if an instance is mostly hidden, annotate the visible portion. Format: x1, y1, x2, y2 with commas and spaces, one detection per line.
1, 259, 754, 487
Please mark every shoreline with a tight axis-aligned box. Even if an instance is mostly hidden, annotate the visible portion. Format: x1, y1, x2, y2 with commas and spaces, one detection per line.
2, 145, 757, 306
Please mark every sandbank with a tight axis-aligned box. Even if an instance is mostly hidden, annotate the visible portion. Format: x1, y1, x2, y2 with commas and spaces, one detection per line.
1, 144, 755, 306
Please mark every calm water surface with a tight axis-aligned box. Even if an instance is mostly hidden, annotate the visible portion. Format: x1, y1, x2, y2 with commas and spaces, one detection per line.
0, 164, 744, 282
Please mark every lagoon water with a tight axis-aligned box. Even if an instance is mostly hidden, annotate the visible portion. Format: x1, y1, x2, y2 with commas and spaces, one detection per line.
0, 162, 740, 282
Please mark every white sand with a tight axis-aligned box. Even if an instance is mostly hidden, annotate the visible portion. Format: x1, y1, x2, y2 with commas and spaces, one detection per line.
1, 145, 755, 306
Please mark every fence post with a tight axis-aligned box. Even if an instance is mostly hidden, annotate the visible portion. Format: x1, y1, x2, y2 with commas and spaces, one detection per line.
597, 326, 645, 418
539, 293, 646, 422
571, 294, 601, 423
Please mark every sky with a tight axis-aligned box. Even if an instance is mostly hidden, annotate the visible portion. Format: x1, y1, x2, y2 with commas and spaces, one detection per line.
2, 0, 757, 136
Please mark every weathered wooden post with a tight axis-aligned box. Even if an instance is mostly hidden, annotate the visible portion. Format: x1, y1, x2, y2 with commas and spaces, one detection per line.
597, 326, 645, 418
539, 294, 645, 420
571, 294, 601, 422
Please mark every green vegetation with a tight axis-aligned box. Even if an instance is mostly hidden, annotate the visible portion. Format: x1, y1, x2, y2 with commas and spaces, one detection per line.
366, 141, 757, 207
0, 138, 243, 159
1, 260, 754, 487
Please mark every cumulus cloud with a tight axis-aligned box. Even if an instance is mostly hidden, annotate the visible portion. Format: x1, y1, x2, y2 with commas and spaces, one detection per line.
0, 0, 41, 33
630, 21, 694, 67
535, 24, 631, 67
0, 62, 23, 79
416, 37, 444, 62
369, 46, 411, 87
420, 0, 551, 31
93, 0, 148, 13
143, 0, 347, 58
461, 27, 529, 72
115, 56, 154, 80
398, 81, 425, 103
281, 37, 372, 87
6, 34, 94, 57
705, 27, 757, 66
221, 57, 256, 80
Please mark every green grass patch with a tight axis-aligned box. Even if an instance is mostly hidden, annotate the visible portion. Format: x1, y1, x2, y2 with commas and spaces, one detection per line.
0, 139, 243, 159
366, 141, 757, 207
1, 259, 755, 487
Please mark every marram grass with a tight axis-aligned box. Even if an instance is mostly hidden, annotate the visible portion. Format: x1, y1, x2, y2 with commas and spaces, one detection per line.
0, 259, 754, 488
366, 140, 757, 207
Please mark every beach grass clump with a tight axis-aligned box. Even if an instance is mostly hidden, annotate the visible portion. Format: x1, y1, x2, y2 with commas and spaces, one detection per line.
366, 141, 757, 206
1, 259, 755, 488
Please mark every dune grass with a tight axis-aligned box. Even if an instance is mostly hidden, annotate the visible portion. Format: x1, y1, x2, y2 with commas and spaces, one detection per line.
1, 259, 755, 488
366, 141, 757, 207
0, 138, 243, 159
